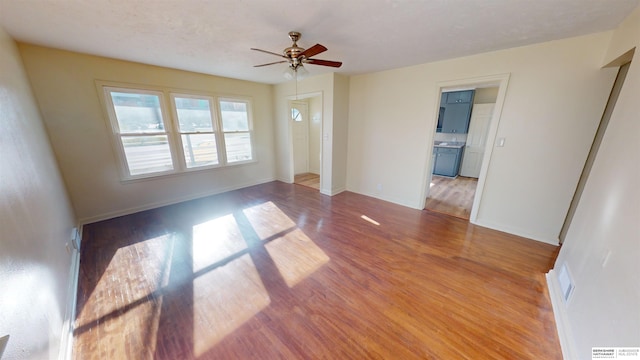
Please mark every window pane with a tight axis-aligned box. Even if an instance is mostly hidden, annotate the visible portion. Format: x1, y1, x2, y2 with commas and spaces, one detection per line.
110, 92, 165, 133
224, 133, 252, 163
174, 97, 214, 132
122, 135, 173, 175
291, 108, 302, 122
219, 101, 249, 132
182, 134, 218, 168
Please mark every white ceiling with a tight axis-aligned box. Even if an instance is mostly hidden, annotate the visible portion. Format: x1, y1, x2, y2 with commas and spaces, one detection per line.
0, 0, 637, 84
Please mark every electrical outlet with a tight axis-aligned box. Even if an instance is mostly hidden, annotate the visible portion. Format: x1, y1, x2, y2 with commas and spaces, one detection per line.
376, 183, 383, 192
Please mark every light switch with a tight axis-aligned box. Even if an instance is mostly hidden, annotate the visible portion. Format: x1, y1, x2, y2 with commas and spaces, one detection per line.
497, 137, 506, 147
601, 249, 612, 268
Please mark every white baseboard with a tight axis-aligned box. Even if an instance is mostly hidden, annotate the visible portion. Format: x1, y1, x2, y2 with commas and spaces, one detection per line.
546, 269, 578, 360
276, 175, 293, 184
59, 225, 82, 360
346, 188, 418, 210
79, 177, 276, 225
471, 218, 560, 246
321, 186, 346, 196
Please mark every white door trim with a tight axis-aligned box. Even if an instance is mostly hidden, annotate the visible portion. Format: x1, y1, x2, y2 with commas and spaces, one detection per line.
420, 73, 511, 223
285, 91, 324, 187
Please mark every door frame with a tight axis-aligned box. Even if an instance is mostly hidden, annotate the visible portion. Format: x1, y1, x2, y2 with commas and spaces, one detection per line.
420, 73, 511, 223
286, 91, 323, 188
558, 61, 631, 243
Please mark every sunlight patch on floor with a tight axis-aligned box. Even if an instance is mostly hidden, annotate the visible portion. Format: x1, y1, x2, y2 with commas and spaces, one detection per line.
243, 201, 296, 240
189, 201, 329, 354
361, 215, 380, 226
75, 234, 175, 358
265, 228, 330, 287
244, 201, 330, 288
192, 214, 247, 272
193, 254, 270, 357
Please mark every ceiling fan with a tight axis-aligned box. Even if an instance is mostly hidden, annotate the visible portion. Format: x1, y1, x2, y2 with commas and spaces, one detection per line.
251, 31, 342, 73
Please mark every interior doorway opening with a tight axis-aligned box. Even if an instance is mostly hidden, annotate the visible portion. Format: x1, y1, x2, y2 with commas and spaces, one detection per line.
425, 88, 497, 219
290, 95, 322, 190
421, 74, 511, 223
559, 57, 632, 243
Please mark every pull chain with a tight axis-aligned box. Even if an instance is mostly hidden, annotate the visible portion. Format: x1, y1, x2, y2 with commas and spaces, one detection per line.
295, 69, 298, 100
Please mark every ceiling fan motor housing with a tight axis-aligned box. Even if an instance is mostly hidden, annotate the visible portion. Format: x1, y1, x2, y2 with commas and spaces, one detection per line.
285, 31, 304, 65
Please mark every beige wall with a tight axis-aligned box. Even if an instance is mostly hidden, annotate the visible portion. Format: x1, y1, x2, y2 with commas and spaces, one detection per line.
331, 74, 350, 194
0, 28, 76, 359
347, 31, 617, 244
549, 6, 640, 359
18, 44, 276, 223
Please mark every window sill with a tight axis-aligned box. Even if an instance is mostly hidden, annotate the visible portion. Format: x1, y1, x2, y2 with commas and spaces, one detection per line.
119, 159, 258, 184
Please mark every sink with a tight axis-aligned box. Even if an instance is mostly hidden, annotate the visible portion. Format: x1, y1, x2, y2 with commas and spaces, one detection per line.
434, 141, 465, 148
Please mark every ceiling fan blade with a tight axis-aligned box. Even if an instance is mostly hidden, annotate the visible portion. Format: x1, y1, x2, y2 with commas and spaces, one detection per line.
254, 60, 288, 67
251, 48, 287, 58
299, 44, 327, 59
304, 58, 342, 68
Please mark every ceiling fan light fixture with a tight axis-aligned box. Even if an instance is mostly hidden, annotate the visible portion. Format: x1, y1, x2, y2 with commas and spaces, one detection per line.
283, 65, 296, 80
296, 64, 309, 79
283, 63, 309, 81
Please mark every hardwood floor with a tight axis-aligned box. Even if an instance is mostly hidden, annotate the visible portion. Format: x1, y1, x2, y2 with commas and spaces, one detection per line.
425, 175, 478, 219
74, 181, 561, 359
294, 172, 320, 190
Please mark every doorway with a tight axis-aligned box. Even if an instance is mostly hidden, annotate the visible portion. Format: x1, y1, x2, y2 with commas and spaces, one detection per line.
559, 59, 632, 242
421, 74, 511, 223
425, 87, 498, 219
290, 97, 322, 190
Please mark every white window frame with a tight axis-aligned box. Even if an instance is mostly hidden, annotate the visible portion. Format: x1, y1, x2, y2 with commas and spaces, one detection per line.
218, 97, 255, 165
103, 86, 178, 180
99, 82, 257, 181
169, 93, 222, 171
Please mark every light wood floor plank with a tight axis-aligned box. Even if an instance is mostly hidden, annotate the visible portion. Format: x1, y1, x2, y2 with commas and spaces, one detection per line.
425, 175, 478, 219
74, 181, 561, 359
294, 172, 320, 190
